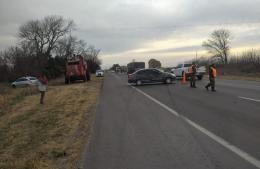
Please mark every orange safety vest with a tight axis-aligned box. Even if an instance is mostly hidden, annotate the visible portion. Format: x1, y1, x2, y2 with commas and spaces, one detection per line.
189, 66, 193, 74
211, 67, 217, 78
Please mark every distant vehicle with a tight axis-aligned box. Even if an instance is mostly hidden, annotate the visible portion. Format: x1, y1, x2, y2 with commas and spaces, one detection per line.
115, 66, 121, 73
127, 62, 145, 74
171, 63, 206, 80
65, 55, 90, 84
96, 70, 104, 77
11, 76, 38, 88
128, 68, 176, 85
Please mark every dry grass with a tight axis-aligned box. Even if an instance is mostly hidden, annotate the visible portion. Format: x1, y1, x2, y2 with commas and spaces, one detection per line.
0, 76, 103, 169
218, 75, 260, 81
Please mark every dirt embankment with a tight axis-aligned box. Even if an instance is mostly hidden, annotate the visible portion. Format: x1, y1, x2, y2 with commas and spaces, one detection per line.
0, 76, 103, 169
215, 64, 260, 81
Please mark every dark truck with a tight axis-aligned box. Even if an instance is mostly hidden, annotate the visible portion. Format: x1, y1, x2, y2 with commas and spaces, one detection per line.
127, 62, 145, 74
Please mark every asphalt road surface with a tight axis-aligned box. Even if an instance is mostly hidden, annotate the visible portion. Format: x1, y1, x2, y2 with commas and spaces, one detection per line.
83, 73, 260, 169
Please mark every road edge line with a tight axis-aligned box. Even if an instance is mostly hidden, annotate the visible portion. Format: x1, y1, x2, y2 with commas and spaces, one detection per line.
131, 85, 260, 169
238, 96, 260, 103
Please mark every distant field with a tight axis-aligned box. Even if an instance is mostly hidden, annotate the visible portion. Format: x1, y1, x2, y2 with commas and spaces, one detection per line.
216, 64, 260, 81
0, 76, 103, 169
218, 74, 260, 81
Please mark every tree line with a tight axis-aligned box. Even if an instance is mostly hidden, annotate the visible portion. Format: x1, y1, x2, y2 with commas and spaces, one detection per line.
187, 29, 260, 74
191, 49, 260, 74
202, 29, 260, 65
192, 49, 260, 65
0, 15, 101, 82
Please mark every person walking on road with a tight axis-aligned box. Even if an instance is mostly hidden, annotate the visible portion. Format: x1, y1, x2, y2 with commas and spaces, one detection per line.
189, 63, 197, 88
37, 73, 48, 104
205, 64, 217, 92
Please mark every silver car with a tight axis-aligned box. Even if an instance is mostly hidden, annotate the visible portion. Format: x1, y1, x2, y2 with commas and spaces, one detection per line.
96, 70, 104, 77
11, 76, 38, 88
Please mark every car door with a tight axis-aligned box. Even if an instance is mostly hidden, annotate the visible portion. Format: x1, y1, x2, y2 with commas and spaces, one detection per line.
150, 69, 164, 82
137, 70, 150, 83
174, 64, 182, 76
184, 64, 192, 74
29, 77, 37, 85
16, 78, 27, 86
21, 78, 30, 86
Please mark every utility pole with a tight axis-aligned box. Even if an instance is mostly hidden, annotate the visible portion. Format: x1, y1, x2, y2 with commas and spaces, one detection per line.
196, 51, 198, 63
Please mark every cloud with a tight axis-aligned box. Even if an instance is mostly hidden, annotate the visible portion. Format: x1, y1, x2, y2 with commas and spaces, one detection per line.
1, 0, 260, 67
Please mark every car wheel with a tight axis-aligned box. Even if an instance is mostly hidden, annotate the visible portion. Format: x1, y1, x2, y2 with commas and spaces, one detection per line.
136, 80, 142, 86
12, 84, 16, 88
165, 78, 172, 84
65, 77, 69, 84
86, 70, 91, 81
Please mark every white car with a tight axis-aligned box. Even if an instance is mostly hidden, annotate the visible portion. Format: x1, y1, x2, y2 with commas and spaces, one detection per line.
171, 63, 206, 80
96, 70, 104, 77
11, 76, 38, 88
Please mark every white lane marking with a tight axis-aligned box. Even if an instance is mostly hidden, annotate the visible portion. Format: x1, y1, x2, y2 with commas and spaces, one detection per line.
182, 117, 260, 169
134, 87, 179, 117
131, 85, 260, 169
238, 96, 260, 103
112, 73, 121, 80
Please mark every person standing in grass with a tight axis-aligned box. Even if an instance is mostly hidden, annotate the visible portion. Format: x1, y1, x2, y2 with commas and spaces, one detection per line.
37, 73, 48, 104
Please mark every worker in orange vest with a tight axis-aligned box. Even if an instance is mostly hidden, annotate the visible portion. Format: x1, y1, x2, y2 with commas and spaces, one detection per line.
205, 64, 217, 92
189, 63, 197, 88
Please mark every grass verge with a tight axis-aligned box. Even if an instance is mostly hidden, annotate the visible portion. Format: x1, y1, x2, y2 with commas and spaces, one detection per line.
0, 76, 103, 169
218, 75, 260, 81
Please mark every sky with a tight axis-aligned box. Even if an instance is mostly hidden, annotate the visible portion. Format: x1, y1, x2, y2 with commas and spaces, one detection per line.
1, 0, 260, 68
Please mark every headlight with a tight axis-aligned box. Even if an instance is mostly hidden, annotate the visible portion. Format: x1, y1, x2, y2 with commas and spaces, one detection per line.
171, 73, 176, 78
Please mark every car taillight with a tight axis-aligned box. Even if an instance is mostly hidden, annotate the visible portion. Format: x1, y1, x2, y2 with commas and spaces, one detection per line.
128, 74, 133, 79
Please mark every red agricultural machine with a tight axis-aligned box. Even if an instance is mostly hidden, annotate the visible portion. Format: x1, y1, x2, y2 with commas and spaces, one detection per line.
65, 55, 91, 84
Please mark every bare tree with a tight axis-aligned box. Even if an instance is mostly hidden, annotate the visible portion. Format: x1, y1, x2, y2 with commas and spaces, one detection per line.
54, 37, 102, 72
85, 46, 100, 60
55, 36, 90, 59
202, 29, 231, 64
19, 15, 74, 58
0, 46, 19, 67
148, 58, 161, 68
0, 15, 102, 81
55, 36, 76, 58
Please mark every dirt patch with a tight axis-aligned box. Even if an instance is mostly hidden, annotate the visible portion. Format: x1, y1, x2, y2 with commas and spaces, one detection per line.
0, 76, 103, 169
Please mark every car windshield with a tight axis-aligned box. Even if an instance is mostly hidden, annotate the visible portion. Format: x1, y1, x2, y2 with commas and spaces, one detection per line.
157, 69, 164, 73
184, 64, 192, 67
135, 69, 145, 74
16, 78, 27, 81
176, 64, 182, 68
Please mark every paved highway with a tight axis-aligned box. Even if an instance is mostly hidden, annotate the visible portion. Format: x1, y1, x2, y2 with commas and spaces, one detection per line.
83, 73, 260, 169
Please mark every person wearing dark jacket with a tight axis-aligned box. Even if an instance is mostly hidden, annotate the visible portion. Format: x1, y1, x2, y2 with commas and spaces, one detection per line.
189, 64, 197, 88
205, 64, 217, 92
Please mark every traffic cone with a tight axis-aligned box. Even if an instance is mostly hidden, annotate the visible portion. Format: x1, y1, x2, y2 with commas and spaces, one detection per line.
181, 72, 186, 84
